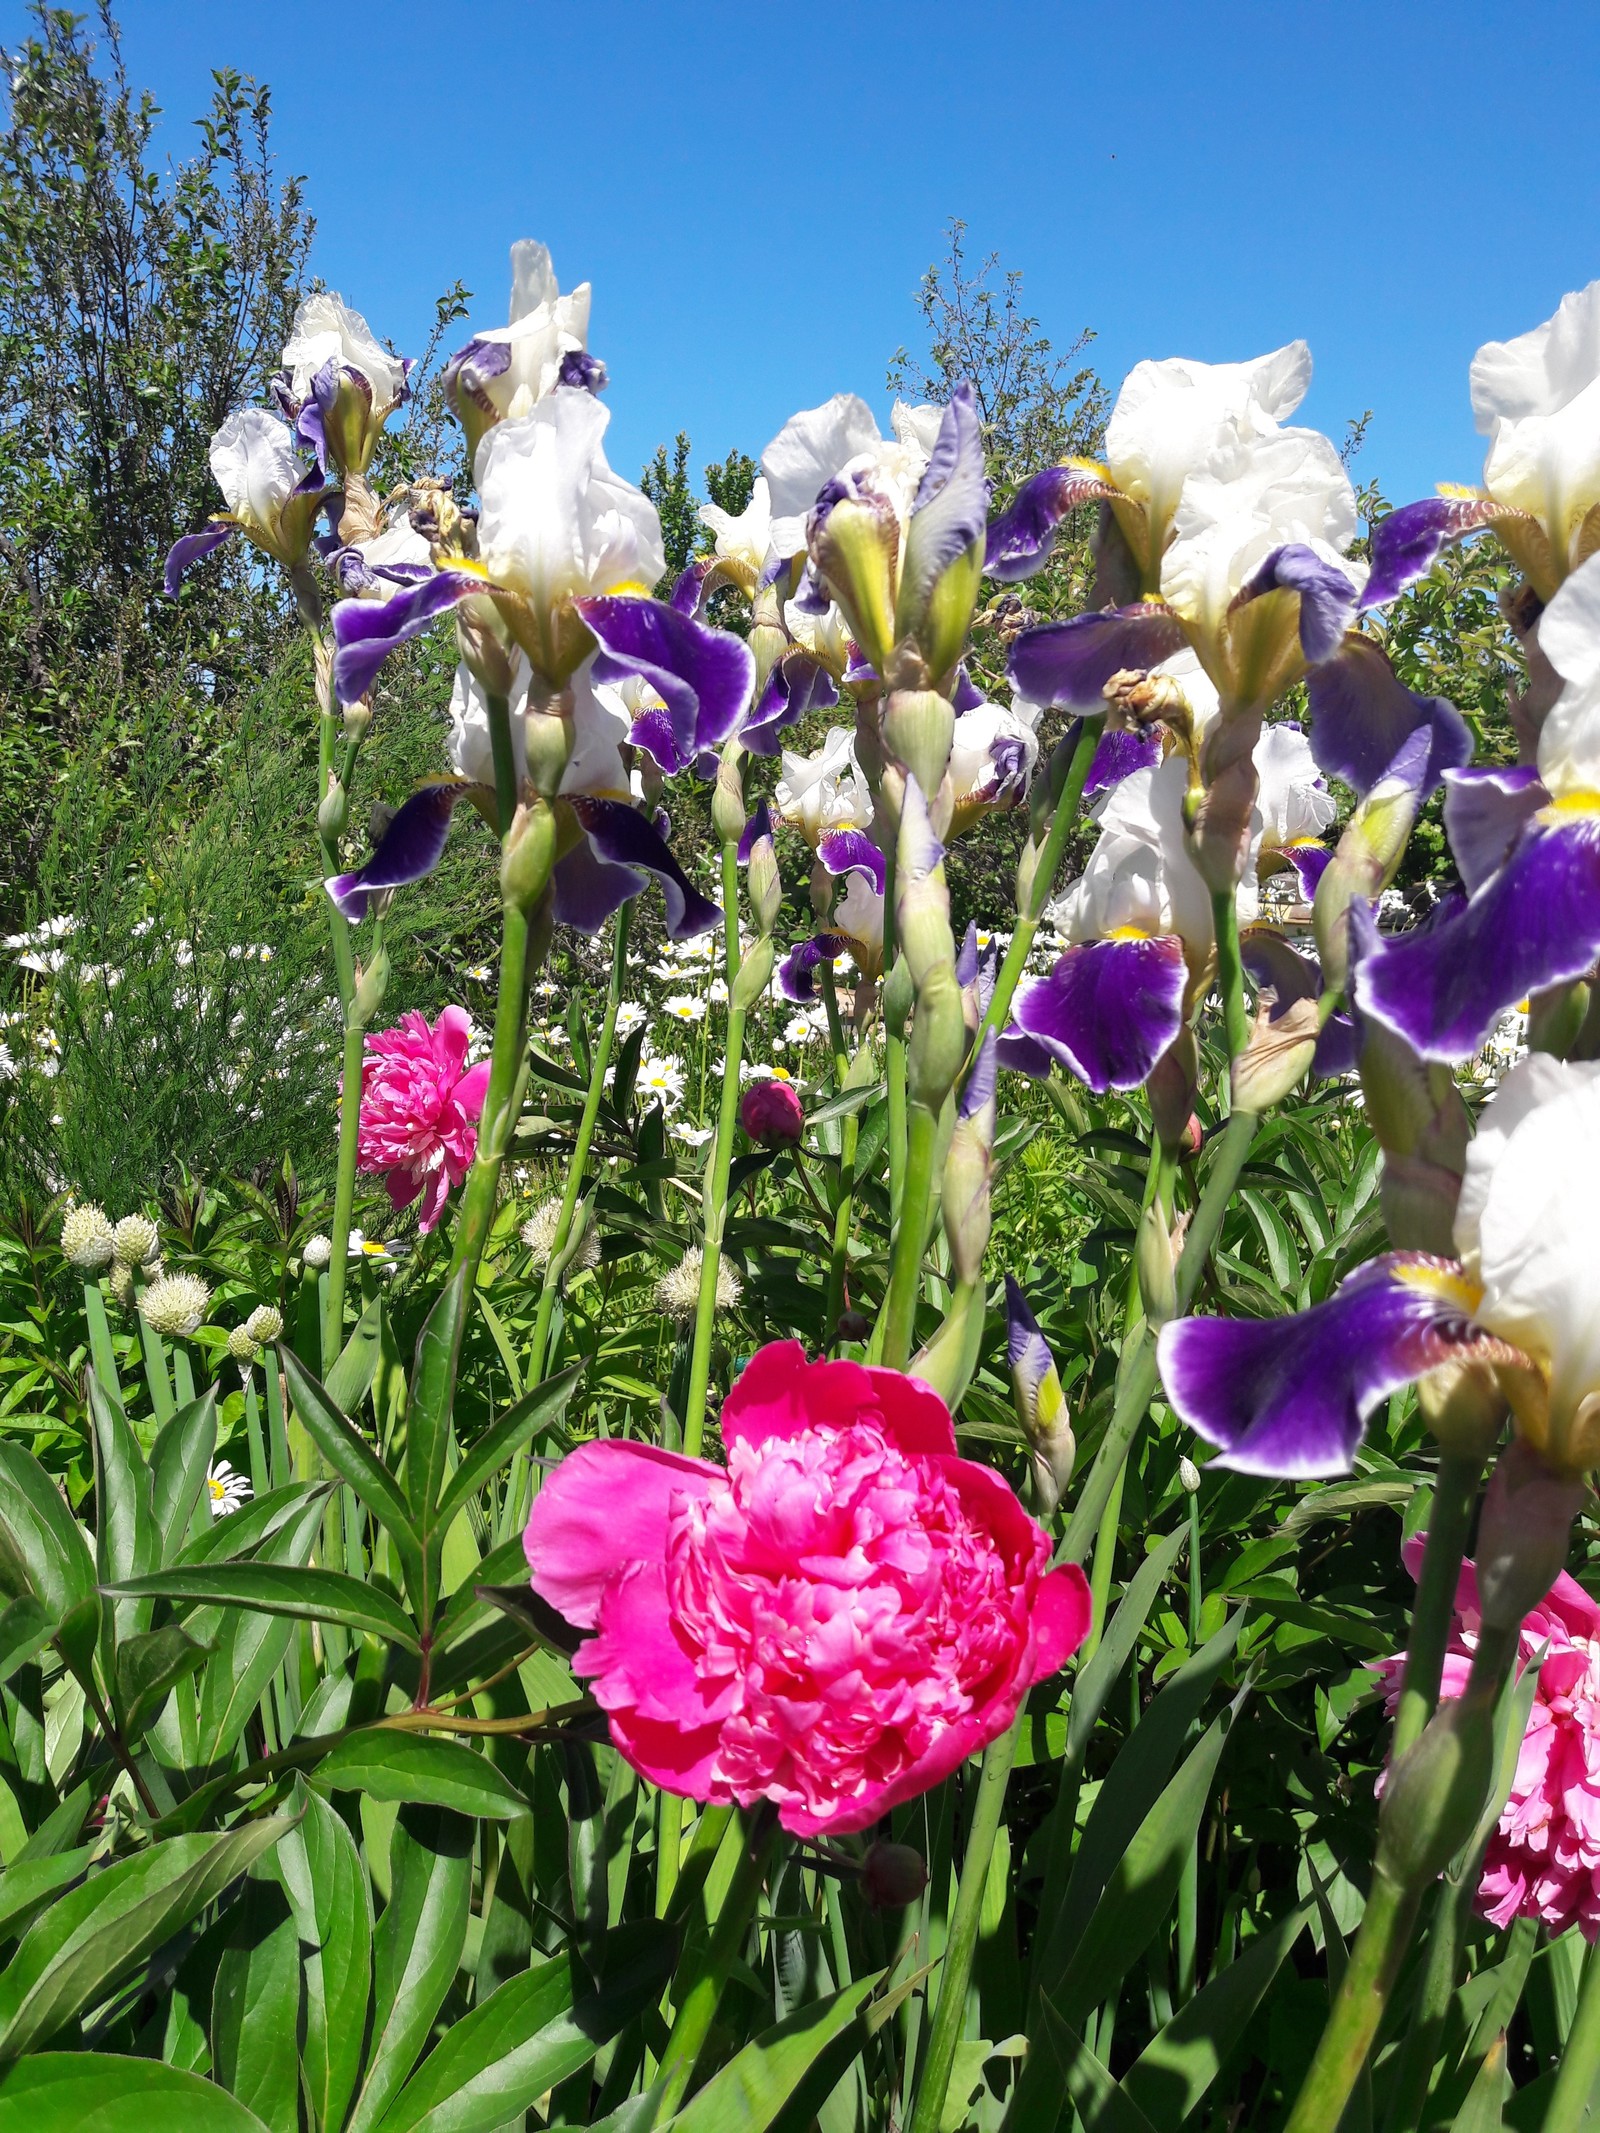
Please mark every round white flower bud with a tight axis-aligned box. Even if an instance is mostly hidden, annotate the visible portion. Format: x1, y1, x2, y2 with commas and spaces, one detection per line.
1178, 1455, 1202, 1494
138, 1271, 211, 1338
62, 1202, 115, 1269
245, 1304, 284, 1345
302, 1233, 333, 1269
227, 1325, 260, 1365
108, 1261, 135, 1307
111, 1214, 161, 1268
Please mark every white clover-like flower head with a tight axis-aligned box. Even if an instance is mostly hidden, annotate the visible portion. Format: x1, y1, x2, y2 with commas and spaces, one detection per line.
111, 1213, 160, 1268
245, 1304, 284, 1346
62, 1201, 114, 1269
302, 1233, 334, 1270
139, 1271, 211, 1338
654, 1246, 741, 1325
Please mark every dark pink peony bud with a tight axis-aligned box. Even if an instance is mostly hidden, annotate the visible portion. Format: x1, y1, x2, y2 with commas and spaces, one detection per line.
859, 1840, 928, 1910
740, 1078, 805, 1149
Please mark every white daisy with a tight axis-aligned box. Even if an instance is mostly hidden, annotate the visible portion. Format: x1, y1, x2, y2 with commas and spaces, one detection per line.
616, 1002, 647, 1037
662, 993, 707, 1026
672, 1122, 715, 1149
637, 1055, 686, 1109
206, 1459, 253, 1519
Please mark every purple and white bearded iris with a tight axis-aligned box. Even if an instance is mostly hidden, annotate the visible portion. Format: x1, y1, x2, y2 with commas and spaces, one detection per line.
761, 394, 942, 563
443, 240, 595, 464
774, 727, 875, 850
274, 293, 410, 481
1367, 281, 1600, 606
1357, 549, 1600, 1059
947, 696, 1041, 833
164, 409, 335, 594
987, 341, 1312, 593
1158, 1057, 1600, 1478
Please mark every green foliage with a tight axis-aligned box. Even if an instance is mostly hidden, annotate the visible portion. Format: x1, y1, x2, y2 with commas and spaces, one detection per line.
0, 4, 312, 898
641, 432, 701, 585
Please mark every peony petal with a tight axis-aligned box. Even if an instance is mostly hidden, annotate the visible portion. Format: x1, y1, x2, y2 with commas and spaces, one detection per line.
523, 1438, 718, 1629
1029, 1563, 1095, 1678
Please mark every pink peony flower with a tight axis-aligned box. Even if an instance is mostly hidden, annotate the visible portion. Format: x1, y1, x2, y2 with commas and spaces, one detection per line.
1377, 1540, 1600, 1938
524, 1340, 1091, 1836
740, 1077, 805, 1148
355, 1006, 489, 1232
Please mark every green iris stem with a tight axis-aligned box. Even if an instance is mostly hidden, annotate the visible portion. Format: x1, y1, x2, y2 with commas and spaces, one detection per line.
485, 688, 519, 836
526, 902, 632, 1387
448, 895, 536, 1293
654, 1806, 779, 2121
877, 1098, 941, 1371
1390, 1453, 1484, 1761
1284, 1616, 1523, 2133
818, 971, 861, 1347
682, 843, 747, 1460
975, 718, 1100, 1054
1210, 884, 1253, 1066
323, 1015, 367, 1369
1543, 1933, 1600, 2132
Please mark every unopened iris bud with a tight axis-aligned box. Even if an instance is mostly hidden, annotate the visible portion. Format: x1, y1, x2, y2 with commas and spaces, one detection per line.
522, 703, 574, 801
318, 777, 349, 845
501, 798, 558, 914
731, 935, 776, 1011
907, 965, 967, 1110
711, 746, 747, 846
881, 953, 914, 1038
1006, 1274, 1076, 1514
353, 938, 391, 1027
1378, 1690, 1498, 1889
1474, 1437, 1585, 1632
1359, 1018, 1471, 1256
894, 384, 989, 684
894, 779, 956, 990
942, 1034, 997, 1286
1136, 1200, 1178, 1326
882, 689, 955, 806
1315, 732, 1429, 990
809, 483, 900, 678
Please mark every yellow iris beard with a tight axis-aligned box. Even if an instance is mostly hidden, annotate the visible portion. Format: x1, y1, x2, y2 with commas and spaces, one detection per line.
1393, 1261, 1483, 1316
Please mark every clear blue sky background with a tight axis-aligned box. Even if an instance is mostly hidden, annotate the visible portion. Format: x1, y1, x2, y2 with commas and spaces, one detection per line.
13, 0, 1600, 508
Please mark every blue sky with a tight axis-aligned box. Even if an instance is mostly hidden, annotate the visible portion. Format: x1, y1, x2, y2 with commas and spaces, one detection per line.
17, 0, 1600, 508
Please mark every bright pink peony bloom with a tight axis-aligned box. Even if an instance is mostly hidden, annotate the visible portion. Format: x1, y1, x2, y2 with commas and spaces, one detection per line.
355, 1006, 489, 1232
1377, 1540, 1600, 1938
740, 1078, 805, 1149
524, 1340, 1091, 1836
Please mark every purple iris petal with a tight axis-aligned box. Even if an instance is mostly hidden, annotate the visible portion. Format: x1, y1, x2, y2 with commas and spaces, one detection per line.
959, 1029, 998, 1119
1086, 725, 1162, 796
1362, 496, 1503, 610
334, 549, 433, 597
1303, 636, 1471, 798
1157, 1254, 1501, 1478
1240, 928, 1321, 1011
778, 934, 852, 1002
1442, 765, 1550, 892
737, 801, 773, 865
842, 641, 878, 689
567, 796, 722, 941
994, 1027, 1055, 1078
1286, 845, 1332, 900
164, 522, 234, 597
952, 664, 985, 713
628, 704, 679, 772
332, 570, 474, 705
904, 381, 990, 584
1011, 934, 1187, 1092
817, 830, 886, 896
296, 396, 329, 478
744, 653, 839, 757
324, 781, 472, 920
1312, 1010, 1359, 1077
669, 557, 717, 617
1233, 543, 1361, 666
442, 335, 512, 417
557, 350, 608, 393
985, 464, 1119, 583
1008, 604, 1186, 711
577, 596, 755, 777
551, 832, 645, 936
1357, 813, 1600, 1059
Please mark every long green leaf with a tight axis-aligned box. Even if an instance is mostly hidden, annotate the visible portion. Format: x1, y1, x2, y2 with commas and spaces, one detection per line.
278, 1345, 418, 1551
276, 1778, 373, 2133
148, 1390, 218, 1564
210, 1873, 300, 2132
0, 1816, 292, 2062
433, 1365, 581, 1533
373, 1924, 673, 2133
0, 1850, 95, 1942
665, 1973, 890, 2133
193, 1495, 325, 1770
105, 1564, 421, 1651
1032, 1996, 1160, 2133
1119, 1903, 1310, 2124
327, 1294, 387, 1417
87, 1371, 158, 1635
346, 1807, 474, 2133
312, 1730, 530, 1818
405, 1270, 467, 1534
113, 1623, 211, 1739
0, 1595, 53, 1688
0, 2053, 271, 2130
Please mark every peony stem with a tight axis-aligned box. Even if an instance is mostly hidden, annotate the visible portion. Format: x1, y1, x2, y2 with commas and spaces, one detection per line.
526, 900, 632, 1387
654, 1804, 779, 2120
905, 1724, 1019, 2133
682, 843, 746, 1459
975, 718, 1099, 1054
